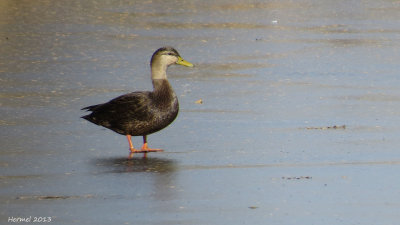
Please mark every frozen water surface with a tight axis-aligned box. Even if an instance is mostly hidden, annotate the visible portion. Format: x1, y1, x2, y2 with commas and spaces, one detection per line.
1, 0, 400, 224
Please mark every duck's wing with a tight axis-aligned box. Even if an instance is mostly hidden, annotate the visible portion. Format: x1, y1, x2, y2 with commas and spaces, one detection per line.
82, 91, 153, 123
81, 103, 102, 111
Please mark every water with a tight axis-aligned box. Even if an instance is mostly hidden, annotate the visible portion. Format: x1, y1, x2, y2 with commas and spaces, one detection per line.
1, 0, 400, 224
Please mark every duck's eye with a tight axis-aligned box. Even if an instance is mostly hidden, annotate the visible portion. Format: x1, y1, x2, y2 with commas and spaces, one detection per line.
167, 52, 175, 56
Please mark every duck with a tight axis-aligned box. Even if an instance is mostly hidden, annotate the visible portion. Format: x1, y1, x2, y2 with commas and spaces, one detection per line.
81, 47, 193, 157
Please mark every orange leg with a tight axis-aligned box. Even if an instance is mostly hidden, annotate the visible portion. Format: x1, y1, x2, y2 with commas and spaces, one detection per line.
126, 135, 137, 159
126, 135, 140, 152
140, 136, 163, 152
126, 135, 163, 158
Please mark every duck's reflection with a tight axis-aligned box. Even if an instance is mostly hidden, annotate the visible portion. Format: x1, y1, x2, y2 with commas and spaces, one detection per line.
94, 156, 179, 201
94, 156, 177, 174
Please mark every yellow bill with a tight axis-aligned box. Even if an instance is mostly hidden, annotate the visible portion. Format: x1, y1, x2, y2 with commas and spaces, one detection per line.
176, 56, 194, 67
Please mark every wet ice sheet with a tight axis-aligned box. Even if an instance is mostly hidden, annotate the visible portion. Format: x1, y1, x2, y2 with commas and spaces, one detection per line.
2, 0, 400, 224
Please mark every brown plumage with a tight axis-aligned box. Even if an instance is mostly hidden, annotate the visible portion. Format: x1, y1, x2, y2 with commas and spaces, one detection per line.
81, 47, 193, 157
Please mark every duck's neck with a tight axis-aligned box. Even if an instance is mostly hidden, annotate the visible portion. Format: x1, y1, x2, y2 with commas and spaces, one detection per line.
151, 61, 168, 80
151, 62, 176, 102
152, 79, 175, 98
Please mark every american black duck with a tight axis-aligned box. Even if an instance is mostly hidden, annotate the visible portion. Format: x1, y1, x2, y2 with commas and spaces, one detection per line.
81, 47, 193, 157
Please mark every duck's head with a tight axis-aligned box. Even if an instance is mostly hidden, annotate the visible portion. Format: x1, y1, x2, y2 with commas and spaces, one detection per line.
151, 47, 193, 79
